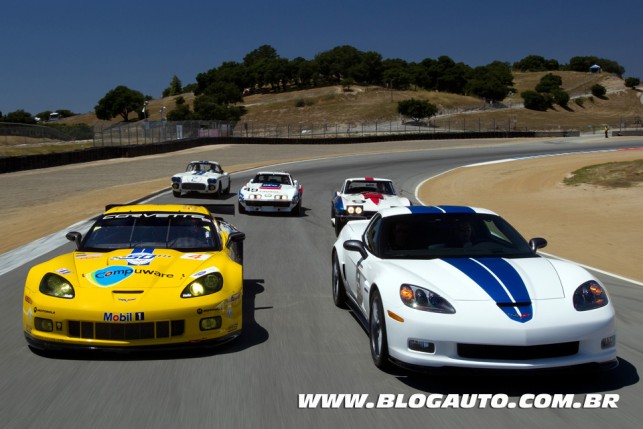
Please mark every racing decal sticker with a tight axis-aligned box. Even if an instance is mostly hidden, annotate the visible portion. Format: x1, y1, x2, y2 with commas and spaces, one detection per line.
443, 258, 533, 323
260, 183, 282, 190
56, 268, 72, 275
103, 312, 145, 322
181, 253, 212, 261
110, 248, 170, 266
410, 206, 477, 214
362, 193, 383, 205
75, 253, 103, 259
191, 267, 221, 278
89, 266, 134, 287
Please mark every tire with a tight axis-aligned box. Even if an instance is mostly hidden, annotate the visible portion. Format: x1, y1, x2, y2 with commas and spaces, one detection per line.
291, 200, 301, 217
172, 190, 181, 198
237, 202, 246, 215
369, 290, 390, 370
224, 179, 231, 194
331, 251, 347, 308
334, 217, 343, 236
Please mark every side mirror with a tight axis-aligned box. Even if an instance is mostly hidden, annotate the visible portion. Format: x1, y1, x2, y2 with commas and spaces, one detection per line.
66, 231, 82, 249
529, 237, 547, 252
226, 231, 246, 264
343, 240, 368, 259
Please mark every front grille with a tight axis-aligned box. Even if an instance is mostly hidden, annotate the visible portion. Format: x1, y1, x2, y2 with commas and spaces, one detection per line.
245, 201, 290, 207
182, 183, 206, 191
457, 341, 579, 360
68, 320, 185, 340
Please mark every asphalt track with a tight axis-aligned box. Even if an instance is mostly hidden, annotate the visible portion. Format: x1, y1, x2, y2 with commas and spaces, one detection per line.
1, 137, 642, 428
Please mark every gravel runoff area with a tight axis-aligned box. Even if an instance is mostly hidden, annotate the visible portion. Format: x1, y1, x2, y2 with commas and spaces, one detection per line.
1, 137, 641, 282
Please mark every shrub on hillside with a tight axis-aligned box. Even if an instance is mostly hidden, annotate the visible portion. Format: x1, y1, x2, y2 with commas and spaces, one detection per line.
591, 84, 607, 98
521, 90, 550, 111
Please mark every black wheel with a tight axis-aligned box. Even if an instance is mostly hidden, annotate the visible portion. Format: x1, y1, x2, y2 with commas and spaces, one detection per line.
224, 180, 231, 194
332, 251, 347, 308
237, 202, 246, 215
172, 190, 182, 198
334, 217, 343, 236
369, 290, 390, 370
291, 200, 302, 217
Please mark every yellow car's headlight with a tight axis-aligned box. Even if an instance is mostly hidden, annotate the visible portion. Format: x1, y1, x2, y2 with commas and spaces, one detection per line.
181, 272, 224, 298
39, 273, 75, 299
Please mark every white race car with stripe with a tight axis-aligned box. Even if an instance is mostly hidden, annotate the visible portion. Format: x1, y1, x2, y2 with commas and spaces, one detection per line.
171, 161, 231, 198
332, 205, 617, 372
331, 177, 411, 236
237, 171, 303, 216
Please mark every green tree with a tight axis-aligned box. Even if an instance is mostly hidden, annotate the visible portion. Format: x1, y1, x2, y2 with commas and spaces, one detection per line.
95, 85, 145, 122
551, 89, 570, 107
535, 73, 563, 93
591, 84, 607, 98
397, 99, 438, 123
5, 109, 36, 124
163, 75, 183, 97
513, 55, 559, 72
624, 77, 640, 89
466, 62, 513, 102
521, 90, 550, 111
568, 56, 625, 77
167, 96, 193, 120
192, 95, 247, 121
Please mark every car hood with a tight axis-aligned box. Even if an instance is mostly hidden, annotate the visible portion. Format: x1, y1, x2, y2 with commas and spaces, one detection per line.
243, 183, 297, 194
67, 249, 223, 289
174, 171, 221, 180
387, 256, 565, 302
340, 193, 410, 209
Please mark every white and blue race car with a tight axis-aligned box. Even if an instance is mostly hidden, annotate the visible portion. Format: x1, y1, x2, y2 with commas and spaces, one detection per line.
238, 171, 303, 216
331, 177, 411, 236
332, 205, 617, 372
171, 161, 231, 198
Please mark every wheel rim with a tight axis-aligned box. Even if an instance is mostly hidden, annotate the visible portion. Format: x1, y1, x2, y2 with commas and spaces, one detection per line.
370, 297, 383, 359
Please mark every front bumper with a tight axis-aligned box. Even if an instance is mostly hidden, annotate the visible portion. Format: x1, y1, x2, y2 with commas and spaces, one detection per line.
383, 299, 617, 370
23, 291, 242, 350
172, 182, 220, 194
239, 195, 299, 213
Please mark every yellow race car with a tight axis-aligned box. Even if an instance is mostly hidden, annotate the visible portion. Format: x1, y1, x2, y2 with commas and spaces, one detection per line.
23, 204, 245, 351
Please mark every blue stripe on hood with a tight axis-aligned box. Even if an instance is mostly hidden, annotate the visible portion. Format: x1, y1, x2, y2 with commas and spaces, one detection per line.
408, 206, 476, 214
443, 258, 533, 323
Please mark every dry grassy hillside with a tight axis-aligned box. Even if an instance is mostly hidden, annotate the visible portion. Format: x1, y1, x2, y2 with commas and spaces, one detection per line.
58, 71, 643, 132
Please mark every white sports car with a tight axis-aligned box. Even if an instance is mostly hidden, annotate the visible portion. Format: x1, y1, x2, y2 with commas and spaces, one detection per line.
331, 177, 411, 236
332, 205, 617, 372
171, 161, 231, 198
238, 171, 303, 216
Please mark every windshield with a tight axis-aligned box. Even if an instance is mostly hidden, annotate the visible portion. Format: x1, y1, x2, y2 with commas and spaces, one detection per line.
346, 180, 394, 195
81, 212, 220, 251
252, 174, 291, 185
378, 213, 535, 259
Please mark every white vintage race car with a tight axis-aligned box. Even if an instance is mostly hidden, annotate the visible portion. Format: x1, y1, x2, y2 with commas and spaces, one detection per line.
332, 205, 617, 372
331, 177, 411, 235
238, 171, 303, 216
171, 161, 231, 198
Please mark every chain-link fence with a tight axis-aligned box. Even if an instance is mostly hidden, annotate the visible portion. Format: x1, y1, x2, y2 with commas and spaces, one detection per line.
3, 115, 643, 149
92, 120, 233, 146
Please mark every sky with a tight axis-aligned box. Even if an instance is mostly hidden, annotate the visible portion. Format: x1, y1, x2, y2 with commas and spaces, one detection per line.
2, 0, 641, 116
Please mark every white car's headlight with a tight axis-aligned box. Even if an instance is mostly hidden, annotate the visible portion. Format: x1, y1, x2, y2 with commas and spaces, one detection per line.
181, 272, 223, 298
40, 273, 75, 299
347, 205, 363, 215
573, 280, 608, 311
400, 284, 455, 314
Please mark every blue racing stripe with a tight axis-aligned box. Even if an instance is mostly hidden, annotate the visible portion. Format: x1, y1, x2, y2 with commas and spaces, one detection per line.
443, 257, 533, 323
